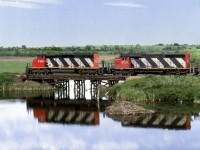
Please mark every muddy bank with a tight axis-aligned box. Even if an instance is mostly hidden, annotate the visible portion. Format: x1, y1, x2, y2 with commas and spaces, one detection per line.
105, 101, 155, 115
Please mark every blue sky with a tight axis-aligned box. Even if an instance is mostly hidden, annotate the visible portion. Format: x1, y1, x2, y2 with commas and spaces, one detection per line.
0, 0, 200, 47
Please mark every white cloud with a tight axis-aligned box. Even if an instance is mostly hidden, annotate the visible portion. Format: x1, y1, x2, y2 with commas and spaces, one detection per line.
92, 141, 139, 150
0, 0, 62, 9
0, 1, 38, 8
104, 2, 146, 8
16, 0, 61, 4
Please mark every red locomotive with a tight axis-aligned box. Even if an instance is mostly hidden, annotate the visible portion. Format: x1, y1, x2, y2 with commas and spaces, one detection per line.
111, 52, 191, 75
26, 52, 194, 75
27, 54, 100, 75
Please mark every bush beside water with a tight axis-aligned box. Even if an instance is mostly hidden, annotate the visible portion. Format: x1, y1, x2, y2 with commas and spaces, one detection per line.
0, 73, 51, 91
109, 75, 200, 102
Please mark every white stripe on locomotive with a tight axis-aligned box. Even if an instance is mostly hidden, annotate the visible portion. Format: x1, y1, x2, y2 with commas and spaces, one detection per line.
46, 58, 53, 67
56, 58, 64, 67
64, 58, 74, 67
151, 58, 164, 68
141, 58, 152, 68
131, 59, 140, 68
74, 58, 84, 67
85, 58, 94, 67
164, 58, 176, 68
176, 58, 185, 68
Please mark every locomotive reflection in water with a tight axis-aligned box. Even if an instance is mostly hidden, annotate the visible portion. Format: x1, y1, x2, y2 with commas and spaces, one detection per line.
24, 78, 194, 129
27, 99, 111, 126
108, 113, 192, 130
26, 79, 112, 126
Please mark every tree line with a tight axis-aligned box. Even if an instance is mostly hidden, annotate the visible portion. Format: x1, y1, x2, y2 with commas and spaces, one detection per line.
0, 44, 200, 57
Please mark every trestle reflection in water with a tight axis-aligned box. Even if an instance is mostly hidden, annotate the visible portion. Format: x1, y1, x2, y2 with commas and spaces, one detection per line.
51, 80, 114, 100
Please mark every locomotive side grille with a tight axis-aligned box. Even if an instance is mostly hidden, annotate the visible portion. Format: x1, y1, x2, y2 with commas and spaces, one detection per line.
46, 56, 94, 68
131, 56, 186, 68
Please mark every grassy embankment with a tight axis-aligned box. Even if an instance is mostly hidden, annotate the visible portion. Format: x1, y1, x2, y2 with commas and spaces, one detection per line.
0, 61, 51, 91
0, 61, 27, 73
109, 75, 200, 103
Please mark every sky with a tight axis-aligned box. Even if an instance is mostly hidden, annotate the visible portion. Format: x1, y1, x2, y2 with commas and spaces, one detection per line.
0, 0, 200, 47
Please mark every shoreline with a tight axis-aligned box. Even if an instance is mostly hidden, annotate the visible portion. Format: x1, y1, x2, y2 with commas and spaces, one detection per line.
105, 101, 155, 115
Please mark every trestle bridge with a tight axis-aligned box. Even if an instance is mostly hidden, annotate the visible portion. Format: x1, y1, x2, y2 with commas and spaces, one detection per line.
26, 75, 127, 100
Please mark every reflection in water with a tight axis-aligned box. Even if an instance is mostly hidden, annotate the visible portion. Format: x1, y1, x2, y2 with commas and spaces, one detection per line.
1, 100, 200, 149
0, 79, 198, 130
120, 113, 191, 130
0, 80, 112, 100
47, 80, 111, 100
27, 99, 111, 126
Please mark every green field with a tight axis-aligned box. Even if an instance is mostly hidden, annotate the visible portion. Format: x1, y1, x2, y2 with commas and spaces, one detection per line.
0, 61, 27, 73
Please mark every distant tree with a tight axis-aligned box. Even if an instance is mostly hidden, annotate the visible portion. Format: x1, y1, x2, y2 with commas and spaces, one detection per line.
85, 45, 95, 52
100, 45, 109, 51
157, 43, 164, 46
196, 45, 200, 49
174, 43, 179, 46
114, 45, 120, 52
134, 44, 142, 51
21, 45, 27, 49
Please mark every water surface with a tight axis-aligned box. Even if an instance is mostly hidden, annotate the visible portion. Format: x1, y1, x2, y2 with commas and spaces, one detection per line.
0, 98, 200, 150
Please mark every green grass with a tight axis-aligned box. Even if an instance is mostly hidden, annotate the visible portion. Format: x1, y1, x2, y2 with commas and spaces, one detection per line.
0, 61, 27, 73
0, 73, 52, 91
109, 75, 200, 102
0, 73, 15, 85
